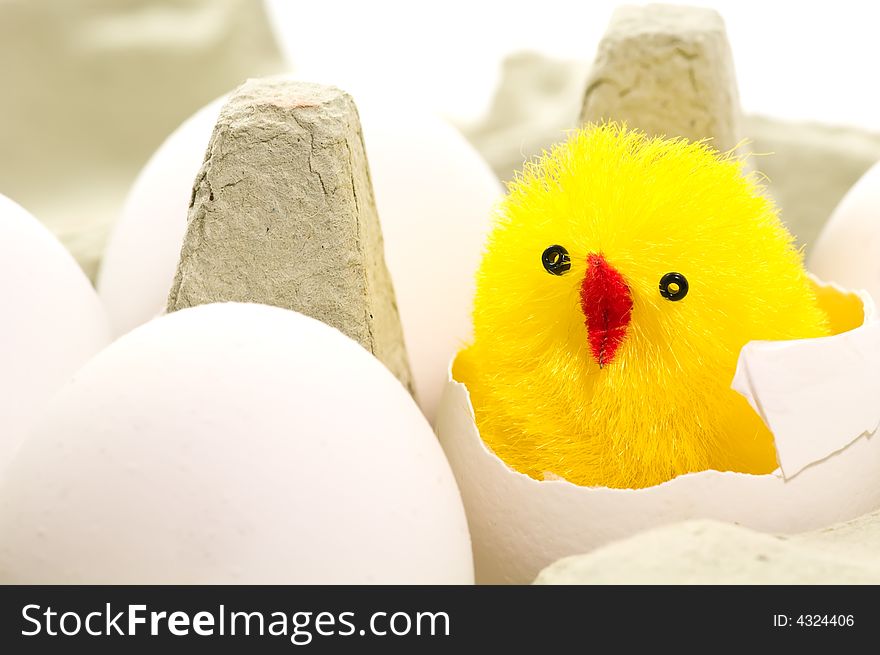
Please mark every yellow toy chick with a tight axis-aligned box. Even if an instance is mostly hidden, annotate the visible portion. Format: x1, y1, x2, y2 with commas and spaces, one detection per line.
454, 124, 830, 489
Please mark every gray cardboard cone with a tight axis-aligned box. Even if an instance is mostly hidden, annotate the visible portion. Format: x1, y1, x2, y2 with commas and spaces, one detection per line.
167, 77, 415, 393
580, 4, 742, 153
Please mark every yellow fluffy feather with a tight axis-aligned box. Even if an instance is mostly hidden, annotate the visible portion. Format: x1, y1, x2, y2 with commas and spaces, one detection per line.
454, 124, 830, 489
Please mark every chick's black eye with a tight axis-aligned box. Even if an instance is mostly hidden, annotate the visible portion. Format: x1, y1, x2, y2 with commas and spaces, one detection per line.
659, 272, 688, 301
542, 245, 571, 275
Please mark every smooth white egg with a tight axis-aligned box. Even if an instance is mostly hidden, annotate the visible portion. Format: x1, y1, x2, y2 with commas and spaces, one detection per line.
97, 85, 502, 422
97, 97, 225, 336
358, 100, 502, 422
0, 303, 473, 584
0, 194, 110, 471
809, 161, 880, 302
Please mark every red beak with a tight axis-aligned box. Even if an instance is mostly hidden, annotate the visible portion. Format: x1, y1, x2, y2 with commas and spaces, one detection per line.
580, 254, 633, 368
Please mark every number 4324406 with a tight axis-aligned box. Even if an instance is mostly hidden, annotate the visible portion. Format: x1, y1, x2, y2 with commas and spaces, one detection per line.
774, 614, 854, 627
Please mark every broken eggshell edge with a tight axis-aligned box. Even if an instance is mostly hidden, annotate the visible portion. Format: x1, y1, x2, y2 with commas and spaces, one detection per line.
435, 275, 880, 584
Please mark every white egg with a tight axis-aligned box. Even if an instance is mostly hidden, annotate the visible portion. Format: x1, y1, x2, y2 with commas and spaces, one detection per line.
0, 303, 473, 584
96, 97, 225, 336
97, 86, 502, 423
809, 161, 880, 302
437, 278, 880, 583
359, 101, 502, 422
0, 194, 110, 471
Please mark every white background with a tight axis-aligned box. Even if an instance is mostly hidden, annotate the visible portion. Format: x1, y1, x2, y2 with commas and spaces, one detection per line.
266, 0, 880, 130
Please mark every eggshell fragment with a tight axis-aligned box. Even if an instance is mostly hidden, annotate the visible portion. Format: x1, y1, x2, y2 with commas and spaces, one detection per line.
733, 280, 877, 478
436, 278, 880, 584
0, 194, 110, 471
0, 303, 473, 584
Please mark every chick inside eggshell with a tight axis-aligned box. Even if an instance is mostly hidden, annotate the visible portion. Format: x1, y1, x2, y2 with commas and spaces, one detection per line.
440, 278, 880, 583
455, 124, 832, 489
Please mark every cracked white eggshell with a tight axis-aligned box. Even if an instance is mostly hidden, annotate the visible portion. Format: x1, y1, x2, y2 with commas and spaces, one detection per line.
436, 278, 880, 584
0, 194, 110, 472
809, 161, 880, 304
0, 303, 473, 584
